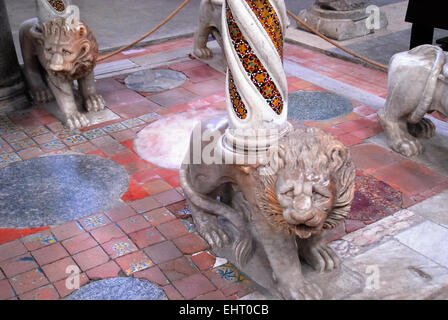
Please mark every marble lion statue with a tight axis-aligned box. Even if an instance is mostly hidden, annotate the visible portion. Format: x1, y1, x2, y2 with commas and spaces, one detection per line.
193, 0, 290, 59
180, 119, 356, 300
378, 45, 448, 157
193, 0, 224, 59
19, 17, 106, 129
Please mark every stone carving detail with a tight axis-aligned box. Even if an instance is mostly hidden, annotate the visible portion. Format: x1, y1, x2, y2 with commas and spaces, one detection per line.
181, 0, 355, 299
378, 45, 448, 157
180, 120, 356, 299
193, 0, 224, 59
297, 0, 387, 41
19, 0, 105, 129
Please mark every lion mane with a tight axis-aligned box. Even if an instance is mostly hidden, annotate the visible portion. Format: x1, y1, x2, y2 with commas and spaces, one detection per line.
255, 127, 356, 238
41, 18, 98, 80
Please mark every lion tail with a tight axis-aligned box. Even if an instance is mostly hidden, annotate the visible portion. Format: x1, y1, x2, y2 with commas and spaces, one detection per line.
233, 236, 254, 267
179, 164, 254, 267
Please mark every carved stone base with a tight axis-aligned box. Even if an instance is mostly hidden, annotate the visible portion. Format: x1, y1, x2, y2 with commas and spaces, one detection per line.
297, 4, 388, 41
213, 218, 363, 300
241, 265, 364, 300
0, 81, 30, 114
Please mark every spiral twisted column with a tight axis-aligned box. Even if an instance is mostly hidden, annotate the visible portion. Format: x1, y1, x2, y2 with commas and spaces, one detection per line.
220, 0, 291, 157
37, 0, 74, 24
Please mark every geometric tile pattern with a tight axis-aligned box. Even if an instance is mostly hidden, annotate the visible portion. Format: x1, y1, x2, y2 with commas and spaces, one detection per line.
64, 134, 88, 146
82, 128, 107, 140
0, 120, 19, 134
10, 138, 36, 151
122, 118, 145, 128
0, 152, 22, 167
24, 126, 50, 137
111, 240, 137, 257
212, 262, 245, 283
42, 140, 66, 151
138, 113, 162, 123
101, 123, 127, 134
82, 216, 108, 229
245, 0, 283, 58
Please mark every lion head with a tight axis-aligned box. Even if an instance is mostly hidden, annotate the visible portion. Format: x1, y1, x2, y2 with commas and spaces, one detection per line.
254, 127, 355, 239
32, 18, 98, 80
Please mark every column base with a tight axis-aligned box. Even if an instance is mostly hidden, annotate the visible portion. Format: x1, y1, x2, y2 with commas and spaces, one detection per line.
219, 121, 293, 165
0, 81, 30, 114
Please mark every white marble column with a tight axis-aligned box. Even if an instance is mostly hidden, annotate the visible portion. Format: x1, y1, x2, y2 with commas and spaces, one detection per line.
220, 0, 291, 157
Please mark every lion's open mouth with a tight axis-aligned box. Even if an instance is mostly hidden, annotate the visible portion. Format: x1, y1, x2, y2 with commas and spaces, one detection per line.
294, 224, 320, 239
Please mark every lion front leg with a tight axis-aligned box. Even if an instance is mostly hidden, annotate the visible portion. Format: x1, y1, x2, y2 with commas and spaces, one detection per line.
378, 107, 423, 157
47, 76, 90, 129
297, 233, 340, 273
194, 26, 214, 59
193, 0, 216, 59
78, 72, 106, 112
19, 19, 54, 104
254, 220, 322, 300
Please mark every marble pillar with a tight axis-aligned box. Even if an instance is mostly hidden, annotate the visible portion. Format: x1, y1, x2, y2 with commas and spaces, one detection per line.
0, 0, 29, 114
220, 0, 292, 160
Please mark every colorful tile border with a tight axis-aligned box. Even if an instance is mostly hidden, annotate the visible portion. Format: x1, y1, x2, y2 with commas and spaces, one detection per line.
213, 262, 245, 283
64, 134, 88, 146
101, 123, 127, 134
82, 128, 107, 140
42, 140, 66, 151
122, 118, 146, 128
0, 152, 22, 167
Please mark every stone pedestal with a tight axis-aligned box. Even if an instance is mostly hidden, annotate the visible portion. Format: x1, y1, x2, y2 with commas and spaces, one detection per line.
297, 0, 388, 41
0, 0, 29, 114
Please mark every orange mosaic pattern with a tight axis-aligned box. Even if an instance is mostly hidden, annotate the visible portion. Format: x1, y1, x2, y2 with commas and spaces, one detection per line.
228, 71, 248, 119
226, 2, 283, 117
48, 0, 65, 12
245, 0, 283, 58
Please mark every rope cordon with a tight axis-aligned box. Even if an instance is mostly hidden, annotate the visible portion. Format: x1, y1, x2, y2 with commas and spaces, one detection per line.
97, 0, 389, 72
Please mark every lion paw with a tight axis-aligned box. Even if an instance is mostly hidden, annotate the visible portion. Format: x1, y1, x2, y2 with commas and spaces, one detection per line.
32, 87, 54, 104
199, 224, 231, 248
408, 118, 435, 139
65, 111, 90, 129
84, 94, 106, 112
300, 242, 340, 273
391, 136, 423, 157
194, 47, 213, 59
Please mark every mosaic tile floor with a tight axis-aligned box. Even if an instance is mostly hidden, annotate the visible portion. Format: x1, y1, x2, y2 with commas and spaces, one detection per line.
0, 37, 447, 300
